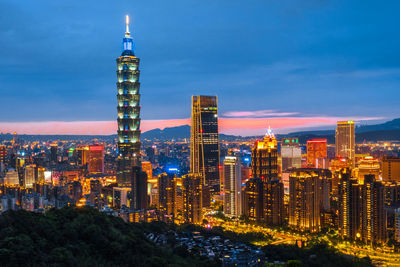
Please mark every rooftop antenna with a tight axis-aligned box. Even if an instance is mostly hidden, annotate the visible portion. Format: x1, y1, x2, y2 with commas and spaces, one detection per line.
125, 15, 130, 37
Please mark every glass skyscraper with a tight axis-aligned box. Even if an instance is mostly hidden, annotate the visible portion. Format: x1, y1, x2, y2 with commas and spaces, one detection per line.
116, 16, 142, 187
190, 95, 220, 205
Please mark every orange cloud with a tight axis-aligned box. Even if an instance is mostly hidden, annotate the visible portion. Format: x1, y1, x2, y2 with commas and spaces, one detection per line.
0, 116, 382, 136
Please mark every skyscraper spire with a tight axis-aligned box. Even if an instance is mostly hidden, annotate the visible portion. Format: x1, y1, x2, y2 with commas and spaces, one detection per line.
125, 15, 130, 37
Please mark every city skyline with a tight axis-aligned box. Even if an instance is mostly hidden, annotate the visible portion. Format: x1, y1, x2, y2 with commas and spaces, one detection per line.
1, 1, 400, 136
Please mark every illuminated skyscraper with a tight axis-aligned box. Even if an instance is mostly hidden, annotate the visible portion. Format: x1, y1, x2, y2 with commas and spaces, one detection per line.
182, 173, 203, 223
306, 139, 327, 169
116, 15, 142, 186
281, 138, 301, 171
335, 121, 355, 167
338, 168, 361, 240
158, 173, 175, 216
251, 127, 278, 182
88, 144, 104, 174
382, 157, 400, 182
243, 177, 264, 222
190, 95, 219, 205
289, 169, 321, 232
357, 156, 380, 184
223, 156, 242, 217
263, 179, 285, 226
361, 175, 386, 245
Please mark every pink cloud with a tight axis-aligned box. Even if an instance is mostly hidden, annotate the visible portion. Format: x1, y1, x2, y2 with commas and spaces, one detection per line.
0, 116, 382, 136
223, 110, 299, 117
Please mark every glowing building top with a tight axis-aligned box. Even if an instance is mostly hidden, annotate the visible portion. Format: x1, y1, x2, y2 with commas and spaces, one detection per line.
122, 15, 134, 56
116, 15, 142, 187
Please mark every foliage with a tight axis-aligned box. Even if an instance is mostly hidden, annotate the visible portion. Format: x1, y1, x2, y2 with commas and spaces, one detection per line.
0, 207, 216, 267
261, 242, 373, 267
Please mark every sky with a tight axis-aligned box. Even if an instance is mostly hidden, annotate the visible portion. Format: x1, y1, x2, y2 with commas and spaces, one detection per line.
0, 0, 399, 135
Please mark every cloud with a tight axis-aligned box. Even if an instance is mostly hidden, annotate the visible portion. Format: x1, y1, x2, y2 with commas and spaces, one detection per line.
223, 110, 299, 118
0, 116, 383, 136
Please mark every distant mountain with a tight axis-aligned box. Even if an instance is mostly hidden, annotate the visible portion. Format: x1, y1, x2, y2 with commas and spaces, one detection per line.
357, 118, 400, 133
141, 118, 400, 143
141, 125, 191, 140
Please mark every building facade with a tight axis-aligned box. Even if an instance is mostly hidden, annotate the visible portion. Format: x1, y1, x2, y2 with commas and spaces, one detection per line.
116, 16, 142, 187
289, 169, 321, 232
306, 139, 327, 169
281, 138, 301, 171
251, 127, 278, 182
335, 121, 355, 167
190, 95, 220, 206
223, 156, 242, 217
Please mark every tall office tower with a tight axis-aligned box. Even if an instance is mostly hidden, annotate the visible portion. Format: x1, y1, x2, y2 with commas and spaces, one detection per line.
24, 165, 36, 188
281, 138, 301, 171
37, 167, 45, 184
251, 127, 278, 182
338, 168, 361, 240
335, 121, 355, 167
289, 169, 321, 232
116, 16, 142, 187
307, 139, 327, 168
361, 175, 386, 245
190, 95, 220, 204
88, 144, 105, 174
382, 157, 400, 182
132, 166, 148, 210
182, 173, 203, 223
357, 156, 380, 184
76, 146, 89, 167
50, 144, 58, 165
242, 177, 264, 222
223, 156, 242, 217
264, 180, 285, 226
158, 173, 175, 216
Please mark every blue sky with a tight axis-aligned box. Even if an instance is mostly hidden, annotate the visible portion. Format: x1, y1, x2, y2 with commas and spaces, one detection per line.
0, 0, 399, 132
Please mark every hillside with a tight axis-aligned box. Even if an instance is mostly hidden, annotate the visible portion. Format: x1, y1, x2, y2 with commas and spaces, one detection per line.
0, 207, 215, 266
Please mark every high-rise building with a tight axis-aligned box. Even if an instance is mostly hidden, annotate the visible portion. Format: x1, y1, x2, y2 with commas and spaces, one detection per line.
24, 165, 36, 188
251, 127, 278, 182
158, 173, 175, 216
190, 95, 220, 204
242, 177, 264, 222
307, 139, 327, 169
361, 175, 386, 245
263, 179, 285, 226
223, 156, 242, 217
76, 146, 89, 167
335, 121, 355, 167
289, 169, 321, 232
382, 157, 400, 182
50, 144, 58, 165
132, 166, 148, 210
338, 168, 361, 240
182, 173, 203, 224
357, 156, 380, 184
281, 138, 301, 171
116, 16, 142, 187
88, 144, 104, 174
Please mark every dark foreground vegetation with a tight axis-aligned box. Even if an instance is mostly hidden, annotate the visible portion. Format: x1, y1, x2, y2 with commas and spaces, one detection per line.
262, 244, 373, 267
0, 207, 216, 267
0, 207, 374, 267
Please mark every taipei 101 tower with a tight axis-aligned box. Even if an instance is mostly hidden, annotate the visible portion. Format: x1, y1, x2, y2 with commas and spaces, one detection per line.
116, 16, 143, 191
